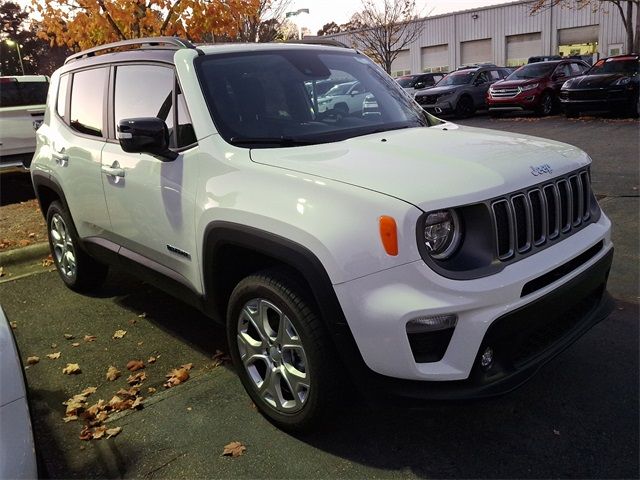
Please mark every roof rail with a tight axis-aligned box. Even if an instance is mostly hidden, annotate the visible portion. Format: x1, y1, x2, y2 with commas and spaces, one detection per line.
285, 37, 349, 48
64, 37, 196, 65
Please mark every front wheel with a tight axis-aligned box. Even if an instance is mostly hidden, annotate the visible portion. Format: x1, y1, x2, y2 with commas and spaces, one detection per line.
46, 201, 108, 292
227, 271, 340, 432
455, 96, 475, 118
536, 91, 554, 116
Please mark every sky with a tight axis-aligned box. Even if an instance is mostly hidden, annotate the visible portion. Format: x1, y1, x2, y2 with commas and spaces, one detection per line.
290, 0, 520, 35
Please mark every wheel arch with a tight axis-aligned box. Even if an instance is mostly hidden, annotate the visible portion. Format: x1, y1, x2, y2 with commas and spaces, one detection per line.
31, 172, 69, 218
202, 222, 348, 331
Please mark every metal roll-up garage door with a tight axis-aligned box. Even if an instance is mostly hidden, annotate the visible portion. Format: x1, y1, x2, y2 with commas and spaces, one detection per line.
461, 39, 492, 66
558, 25, 598, 45
421, 44, 449, 72
391, 50, 411, 77
506, 32, 542, 66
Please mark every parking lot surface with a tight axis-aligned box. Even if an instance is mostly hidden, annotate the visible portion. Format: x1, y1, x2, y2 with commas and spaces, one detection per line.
1, 115, 638, 478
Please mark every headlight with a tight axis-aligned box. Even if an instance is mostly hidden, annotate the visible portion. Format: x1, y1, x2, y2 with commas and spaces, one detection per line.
421, 209, 461, 260
521, 83, 539, 91
613, 77, 631, 86
561, 80, 573, 89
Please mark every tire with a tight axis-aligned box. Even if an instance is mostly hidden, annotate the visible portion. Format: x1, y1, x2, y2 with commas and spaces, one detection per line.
227, 270, 340, 432
46, 201, 108, 292
333, 103, 348, 121
455, 95, 475, 118
536, 91, 554, 116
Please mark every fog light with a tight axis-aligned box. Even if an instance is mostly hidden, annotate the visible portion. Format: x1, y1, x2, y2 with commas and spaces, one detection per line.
480, 347, 494, 369
406, 314, 457, 334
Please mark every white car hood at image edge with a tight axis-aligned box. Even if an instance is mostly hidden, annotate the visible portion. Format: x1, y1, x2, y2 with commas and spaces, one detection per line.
0, 307, 37, 479
250, 124, 590, 211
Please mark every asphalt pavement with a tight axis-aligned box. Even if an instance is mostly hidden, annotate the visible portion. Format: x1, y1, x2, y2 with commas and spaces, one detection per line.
0, 114, 638, 478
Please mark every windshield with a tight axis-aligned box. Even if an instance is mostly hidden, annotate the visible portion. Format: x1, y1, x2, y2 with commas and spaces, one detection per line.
324, 81, 356, 96
438, 71, 474, 86
588, 58, 639, 75
397, 76, 417, 87
195, 50, 430, 148
507, 63, 556, 80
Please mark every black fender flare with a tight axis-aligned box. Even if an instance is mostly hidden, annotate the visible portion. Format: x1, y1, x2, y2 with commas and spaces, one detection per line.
31, 171, 71, 217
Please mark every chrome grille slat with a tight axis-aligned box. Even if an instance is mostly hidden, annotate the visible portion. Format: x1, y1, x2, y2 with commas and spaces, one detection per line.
490, 168, 595, 262
490, 87, 520, 98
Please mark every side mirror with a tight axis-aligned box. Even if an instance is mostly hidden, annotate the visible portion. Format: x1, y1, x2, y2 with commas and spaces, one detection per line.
414, 82, 426, 89
117, 117, 178, 161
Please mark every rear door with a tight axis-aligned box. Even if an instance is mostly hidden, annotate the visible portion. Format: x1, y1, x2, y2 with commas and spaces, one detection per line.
100, 62, 200, 289
48, 67, 111, 238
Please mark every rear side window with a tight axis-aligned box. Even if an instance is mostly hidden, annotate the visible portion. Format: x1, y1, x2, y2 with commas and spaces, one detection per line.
57, 74, 69, 118
570, 63, 587, 75
0, 79, 48, 108
70, 68, 107, 137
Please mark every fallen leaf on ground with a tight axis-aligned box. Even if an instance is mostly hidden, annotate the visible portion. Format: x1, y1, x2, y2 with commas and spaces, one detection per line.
27, 356, 40, 365
18, 239, 29, 247
147, 356, 157, 364
138, 312, 147, 318
112, 329, 127, 339
126, 360, 144, 372
9, 321, 17, 329
128, 319, 137, 325
181, 363, 193, 371
83, 335, 97, 342
92, 426, 107, 439
106, 427, 122, 439
127, 371, 147, 385
0, 267, 4, 277
147, 387, 157, 394
106, 366, 120, 381
50, 343, 57, 348
71, 342, 80, 347
41, 255, 54, 267
46, 352, 61, 360
222, 441, 246, 457
131, 397, 144, 409
28, 232, 35, 238
63, 333, 74, 340
137, 341, 144, 346
62, 363, 81, 375
79, 426, 93, 441
63, 415, 77, 423
82, 386, 97, 396
212, 350, 230, 366
164, 366, 191, 388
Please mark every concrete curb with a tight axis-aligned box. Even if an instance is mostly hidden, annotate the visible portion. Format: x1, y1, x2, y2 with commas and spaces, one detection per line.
0, 243, 50, 267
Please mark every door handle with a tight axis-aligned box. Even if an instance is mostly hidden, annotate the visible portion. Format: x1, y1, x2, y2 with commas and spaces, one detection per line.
101, 162, 125, 178
52, 150, 69, 166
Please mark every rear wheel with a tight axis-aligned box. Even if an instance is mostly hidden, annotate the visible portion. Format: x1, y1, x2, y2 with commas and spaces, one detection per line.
455, 96, 475, 118
46, 201, 108, 292
227, 271, 340, 432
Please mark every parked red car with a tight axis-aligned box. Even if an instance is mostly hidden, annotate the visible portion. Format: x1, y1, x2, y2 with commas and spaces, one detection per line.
486, 59, 590, 115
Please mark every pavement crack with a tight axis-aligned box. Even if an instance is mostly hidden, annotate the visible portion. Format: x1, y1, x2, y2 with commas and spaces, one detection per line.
143, 452, 186, 478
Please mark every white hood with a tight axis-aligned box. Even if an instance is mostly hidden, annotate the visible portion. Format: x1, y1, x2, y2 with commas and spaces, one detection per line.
250, 124, 590, 211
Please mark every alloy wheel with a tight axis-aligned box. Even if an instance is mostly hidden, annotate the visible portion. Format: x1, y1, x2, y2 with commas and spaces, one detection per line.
236, 298, 310, 413
50, 213, 77, 279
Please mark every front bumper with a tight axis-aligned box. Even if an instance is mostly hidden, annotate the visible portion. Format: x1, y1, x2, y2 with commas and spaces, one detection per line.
332, 209, 613, 400
560, 87, 637, 111
487, 91, 542, 111
334, 246, 613, 402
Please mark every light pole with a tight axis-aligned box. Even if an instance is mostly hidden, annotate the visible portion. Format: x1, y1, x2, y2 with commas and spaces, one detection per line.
4, 39, 25, 76
285, 8, 309, 40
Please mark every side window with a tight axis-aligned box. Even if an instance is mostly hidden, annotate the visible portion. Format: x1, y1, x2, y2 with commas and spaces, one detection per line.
476, 72, 490, 83
57, 74, 69, 119
555, 64, 572, 77
70, 68, 107, 137
489, 70, 501, 80
570, 63, 586, 75
113, 64, 174, 138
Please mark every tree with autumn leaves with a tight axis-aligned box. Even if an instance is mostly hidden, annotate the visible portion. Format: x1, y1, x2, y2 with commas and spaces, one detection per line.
32, 0, 293, 50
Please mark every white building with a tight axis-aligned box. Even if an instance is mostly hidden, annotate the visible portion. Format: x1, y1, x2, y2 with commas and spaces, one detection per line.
324, 0, 631, 76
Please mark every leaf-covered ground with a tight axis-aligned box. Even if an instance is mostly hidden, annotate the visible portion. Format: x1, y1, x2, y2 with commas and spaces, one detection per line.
0, 199, 47, 251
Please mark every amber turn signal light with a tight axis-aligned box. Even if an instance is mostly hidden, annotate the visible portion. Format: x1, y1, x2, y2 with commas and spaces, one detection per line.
379, 215, 398, 256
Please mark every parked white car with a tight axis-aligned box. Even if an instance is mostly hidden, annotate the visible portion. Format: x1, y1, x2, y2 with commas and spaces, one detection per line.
31, 38, 614, 432
0, 307, 38, 479
0, 75, 48, 170
317, 80, 368, 116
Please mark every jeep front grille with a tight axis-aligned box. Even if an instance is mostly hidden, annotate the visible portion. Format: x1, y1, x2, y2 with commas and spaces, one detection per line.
491, 169, 593, 260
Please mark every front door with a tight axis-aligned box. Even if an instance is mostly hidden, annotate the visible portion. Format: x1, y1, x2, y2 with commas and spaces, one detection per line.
100, 63, 200, 290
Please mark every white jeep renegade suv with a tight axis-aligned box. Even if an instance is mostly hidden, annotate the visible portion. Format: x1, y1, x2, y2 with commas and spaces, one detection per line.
31, 38, 614, 431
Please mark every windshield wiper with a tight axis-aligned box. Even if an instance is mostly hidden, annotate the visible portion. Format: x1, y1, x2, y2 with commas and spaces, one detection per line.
229, 136, 316, 147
